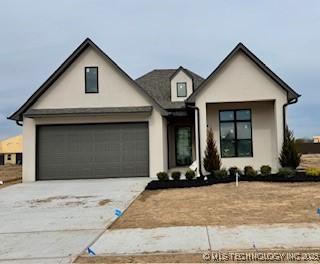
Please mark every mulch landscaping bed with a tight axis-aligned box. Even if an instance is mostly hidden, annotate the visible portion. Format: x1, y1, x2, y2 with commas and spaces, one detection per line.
146, 172, 320, 190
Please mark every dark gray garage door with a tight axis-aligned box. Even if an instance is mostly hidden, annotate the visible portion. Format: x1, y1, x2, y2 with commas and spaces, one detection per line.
37, 123, 149, 180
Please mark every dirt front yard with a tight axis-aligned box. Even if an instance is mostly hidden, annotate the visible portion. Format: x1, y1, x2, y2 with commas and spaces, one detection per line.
76, 249, 320, 263
110, 182, 320, 229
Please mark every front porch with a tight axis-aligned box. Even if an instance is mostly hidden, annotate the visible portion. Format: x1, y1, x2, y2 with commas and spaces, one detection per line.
204, 100, 280, 171
164, 99, 282, 176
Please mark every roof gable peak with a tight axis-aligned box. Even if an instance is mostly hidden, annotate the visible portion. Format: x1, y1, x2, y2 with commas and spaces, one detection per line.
170, 66, 194, 81
187, 42, 300, 102
8, 38, 167, 121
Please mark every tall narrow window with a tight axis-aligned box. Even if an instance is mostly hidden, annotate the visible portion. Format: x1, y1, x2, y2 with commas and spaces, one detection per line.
85, 67, 98, 93
175, 126, 192, 166
177, 82, 187, 97
219, 109, 252, 157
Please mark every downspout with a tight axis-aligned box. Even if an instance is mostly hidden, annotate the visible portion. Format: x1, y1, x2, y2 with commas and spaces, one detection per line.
16, 120, 23, 126
187, 105, 204, 178
282, 97, 298, 141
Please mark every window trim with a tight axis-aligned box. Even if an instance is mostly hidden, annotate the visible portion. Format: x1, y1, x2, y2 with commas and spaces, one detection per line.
85, 66, 99, 93
219, 109, 253, 158
176, 82, 187, 97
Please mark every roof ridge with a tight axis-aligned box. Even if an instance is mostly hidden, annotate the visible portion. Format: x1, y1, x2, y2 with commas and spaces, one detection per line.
184, 68, 205, 80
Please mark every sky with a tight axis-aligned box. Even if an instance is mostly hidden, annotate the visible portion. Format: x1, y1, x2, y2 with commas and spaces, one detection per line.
0, 0, 319, 140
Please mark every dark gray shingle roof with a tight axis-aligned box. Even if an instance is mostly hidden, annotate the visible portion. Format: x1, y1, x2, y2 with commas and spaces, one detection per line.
24, 106, 153, 118
135, 68, 204, 110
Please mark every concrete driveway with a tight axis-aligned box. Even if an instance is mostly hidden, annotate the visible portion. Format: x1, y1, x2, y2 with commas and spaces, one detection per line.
0, 178, 148, 264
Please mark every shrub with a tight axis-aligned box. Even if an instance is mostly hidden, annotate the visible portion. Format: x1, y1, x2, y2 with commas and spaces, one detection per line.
213, 169, 228, 179
185, 169, 196, 180
279, 126, 301, 169
306, 168, 320, 177
157, 171, 169, 181
278, 167, 295, 177
228, 166, 240, 177
244, 166, 257, 177
260, 165, 272, 176
171, 171, 181, 181
203, 128, 221, 174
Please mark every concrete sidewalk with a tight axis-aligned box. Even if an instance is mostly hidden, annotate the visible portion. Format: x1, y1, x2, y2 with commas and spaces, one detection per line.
89, 223, 320, 255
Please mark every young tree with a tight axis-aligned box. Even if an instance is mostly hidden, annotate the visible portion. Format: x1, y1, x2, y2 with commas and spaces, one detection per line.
279, 126, 301, 169
203, 128, 221, 174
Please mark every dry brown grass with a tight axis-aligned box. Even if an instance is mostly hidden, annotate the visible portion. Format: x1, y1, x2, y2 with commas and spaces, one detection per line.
300, 154, 320, 169
75, 252, 211, 263
110, 182, 320, 229
75, 249, 320, 263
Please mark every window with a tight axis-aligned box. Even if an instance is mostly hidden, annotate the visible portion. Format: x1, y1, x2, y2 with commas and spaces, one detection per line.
175, 126, 192, 166
85, 67, 98, 93
177, 82, 187, 97
219, 109, 252, 157
7, 154, 11, 161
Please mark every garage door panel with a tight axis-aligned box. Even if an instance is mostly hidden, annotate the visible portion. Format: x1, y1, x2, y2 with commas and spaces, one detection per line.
37, 123, 149, 180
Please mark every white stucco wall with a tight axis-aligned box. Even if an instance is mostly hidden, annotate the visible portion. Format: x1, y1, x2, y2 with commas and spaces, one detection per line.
207, 101, 278, 171
194, 51, 288, 172
22, 46, 167, 181
170, 70, 193, 102
33, 47, 151, 109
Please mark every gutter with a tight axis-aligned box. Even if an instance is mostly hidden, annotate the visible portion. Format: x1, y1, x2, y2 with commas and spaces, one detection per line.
186, 104, 204, 178
282, 96, 299, 141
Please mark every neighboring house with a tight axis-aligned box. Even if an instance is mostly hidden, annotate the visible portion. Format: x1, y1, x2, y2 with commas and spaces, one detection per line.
8, 38, 300, 181
0, 135, 23, 165
313, 136, 320, 143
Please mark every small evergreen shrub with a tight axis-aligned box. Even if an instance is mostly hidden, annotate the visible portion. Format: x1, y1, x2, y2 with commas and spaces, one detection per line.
213, 169, 228, 179
279, 126, 301, 169
244, 166, 257, 177
203, 128, 221, 174
185, 169, 195, 180
305, 168, 320, 177
278, 167, 295, 177
157, 171, 169, 181
260, 165, 272, 176
171, 171, 181, 181
228, 166, 240, 177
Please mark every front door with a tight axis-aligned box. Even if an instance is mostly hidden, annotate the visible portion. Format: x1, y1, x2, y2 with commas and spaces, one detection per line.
175, 126, 192, 166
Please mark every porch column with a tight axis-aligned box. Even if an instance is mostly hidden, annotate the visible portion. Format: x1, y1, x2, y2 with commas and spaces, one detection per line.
22, 117, 36, 182
195, 101, 207, 176
194, 109, 200, 176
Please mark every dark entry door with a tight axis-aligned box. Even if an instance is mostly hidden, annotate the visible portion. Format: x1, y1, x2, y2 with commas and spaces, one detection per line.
175, 126, 192, 166
37, 123, 149, 180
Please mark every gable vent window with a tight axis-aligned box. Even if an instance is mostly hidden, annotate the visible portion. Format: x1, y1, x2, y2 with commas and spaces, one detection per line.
85, 67, 98, 93
177, 82, 187, 97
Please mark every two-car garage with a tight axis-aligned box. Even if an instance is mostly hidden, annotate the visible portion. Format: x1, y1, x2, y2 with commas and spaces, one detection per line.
36, 123, 149, 180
